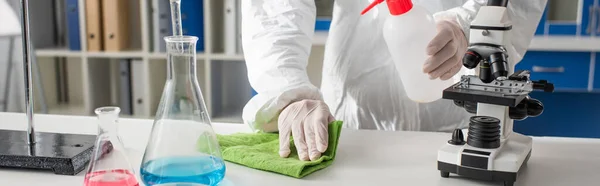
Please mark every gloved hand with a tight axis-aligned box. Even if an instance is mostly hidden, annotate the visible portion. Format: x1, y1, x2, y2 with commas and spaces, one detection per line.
278, 99, 335, 161
423, 19, 468, 80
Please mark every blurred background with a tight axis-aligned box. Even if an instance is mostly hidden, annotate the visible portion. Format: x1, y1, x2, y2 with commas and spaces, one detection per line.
0, 0, 599, 138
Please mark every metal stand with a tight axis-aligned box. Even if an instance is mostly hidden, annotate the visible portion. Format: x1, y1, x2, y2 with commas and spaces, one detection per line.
0, 0, 95, 175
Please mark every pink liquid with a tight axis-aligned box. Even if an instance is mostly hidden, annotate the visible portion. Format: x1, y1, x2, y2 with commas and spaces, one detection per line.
84, 169, 139, 186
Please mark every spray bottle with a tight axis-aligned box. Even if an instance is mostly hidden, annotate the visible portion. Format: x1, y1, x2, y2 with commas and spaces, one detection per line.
362, 0, 453, 103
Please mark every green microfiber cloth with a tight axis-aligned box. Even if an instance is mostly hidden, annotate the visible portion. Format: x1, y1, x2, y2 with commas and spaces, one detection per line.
212, 121, 343, 178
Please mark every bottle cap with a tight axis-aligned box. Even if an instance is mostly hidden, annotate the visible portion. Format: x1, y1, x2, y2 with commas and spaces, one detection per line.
361, 0, 413, 16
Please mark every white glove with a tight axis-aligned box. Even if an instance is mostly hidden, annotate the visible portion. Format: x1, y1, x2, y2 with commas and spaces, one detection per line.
278, 100, 335, 161
423, 19, 468, 80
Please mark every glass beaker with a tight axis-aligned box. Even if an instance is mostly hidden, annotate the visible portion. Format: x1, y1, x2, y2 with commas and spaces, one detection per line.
84, 107, 139, 186
140, 36, 225, 186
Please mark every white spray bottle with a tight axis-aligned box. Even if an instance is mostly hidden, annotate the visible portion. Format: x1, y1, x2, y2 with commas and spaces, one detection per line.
362, 0, 453, 103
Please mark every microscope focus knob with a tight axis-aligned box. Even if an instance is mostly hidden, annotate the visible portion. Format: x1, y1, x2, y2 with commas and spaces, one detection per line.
464, 101, 478, 114
526, 98, 544, 117
453, 100, 478, 114
509, 97, 545, 120
453, 100, 464, 107
509, 101, 528, 120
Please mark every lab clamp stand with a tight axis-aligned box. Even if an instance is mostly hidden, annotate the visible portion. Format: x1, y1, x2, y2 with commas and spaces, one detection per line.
0, 0, 96, 175
436, 1, 554, 186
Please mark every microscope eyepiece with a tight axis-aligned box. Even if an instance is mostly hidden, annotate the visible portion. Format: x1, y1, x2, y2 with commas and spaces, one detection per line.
489, 52, 508, 79
463, 50, 482, 69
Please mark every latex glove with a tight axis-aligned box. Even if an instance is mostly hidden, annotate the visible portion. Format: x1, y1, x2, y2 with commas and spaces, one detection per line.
423, 19, 468, 80
278, 100, 335, 161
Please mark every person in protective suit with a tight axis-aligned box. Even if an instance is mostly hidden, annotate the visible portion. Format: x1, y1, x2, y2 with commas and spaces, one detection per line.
241, 0, 548, 161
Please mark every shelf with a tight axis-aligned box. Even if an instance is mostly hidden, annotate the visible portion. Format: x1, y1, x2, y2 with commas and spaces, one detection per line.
47, 104, 88, 116
148, 52, 167, 59
86, 50, 146, 58
20, 0, 316, 120
35, 48, 82, 58
35, 49, 147, 58
148, 52, 207, 59
529, 36, 600, 52
211, 53, 245, 61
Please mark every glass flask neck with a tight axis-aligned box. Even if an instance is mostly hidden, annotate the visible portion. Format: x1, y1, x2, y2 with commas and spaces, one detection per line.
162, 36, 210, 123
165, 38, 198, 81
95, 107, 120, 135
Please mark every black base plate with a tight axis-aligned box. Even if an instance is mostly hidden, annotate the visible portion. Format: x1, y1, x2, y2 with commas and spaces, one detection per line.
0, 130, 96, 175
438, 150, 532, 186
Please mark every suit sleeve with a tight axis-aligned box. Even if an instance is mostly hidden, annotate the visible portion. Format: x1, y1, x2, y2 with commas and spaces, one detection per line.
241, 0, 322, 132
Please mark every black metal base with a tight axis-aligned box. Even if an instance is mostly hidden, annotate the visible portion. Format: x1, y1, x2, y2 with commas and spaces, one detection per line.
0, 130, 96, 175
438, 150, 531, 186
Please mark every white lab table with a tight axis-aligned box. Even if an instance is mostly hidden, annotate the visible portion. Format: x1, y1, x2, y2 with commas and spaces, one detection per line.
0, 112, 599, 186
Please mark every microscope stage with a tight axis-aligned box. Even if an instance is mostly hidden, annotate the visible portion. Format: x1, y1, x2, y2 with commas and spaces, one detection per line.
443, 85, 528, 107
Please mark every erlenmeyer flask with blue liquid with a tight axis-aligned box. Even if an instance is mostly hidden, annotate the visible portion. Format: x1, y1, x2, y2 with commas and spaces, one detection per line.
139, 35, 226, 186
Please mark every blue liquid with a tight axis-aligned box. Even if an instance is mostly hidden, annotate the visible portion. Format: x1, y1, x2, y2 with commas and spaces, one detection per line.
140, 156, 226, 186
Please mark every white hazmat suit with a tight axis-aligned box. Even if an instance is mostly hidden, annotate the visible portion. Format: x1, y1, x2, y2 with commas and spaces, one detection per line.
241, 0, 547, 133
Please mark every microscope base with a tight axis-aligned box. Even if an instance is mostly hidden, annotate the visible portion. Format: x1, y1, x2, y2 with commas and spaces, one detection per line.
437, 132, 532, 186
0, 129, 96, 175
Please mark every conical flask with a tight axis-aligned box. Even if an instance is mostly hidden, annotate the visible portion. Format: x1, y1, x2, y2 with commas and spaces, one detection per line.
140, 36, 226, 186
84, 107, 139, 186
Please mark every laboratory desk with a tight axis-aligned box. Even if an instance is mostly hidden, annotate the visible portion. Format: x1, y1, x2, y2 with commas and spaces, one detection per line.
0, 112, 599, 186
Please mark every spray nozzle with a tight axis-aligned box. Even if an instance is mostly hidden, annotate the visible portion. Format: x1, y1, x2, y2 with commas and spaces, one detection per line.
361, 0, 385, 15
361, 0, 414, 16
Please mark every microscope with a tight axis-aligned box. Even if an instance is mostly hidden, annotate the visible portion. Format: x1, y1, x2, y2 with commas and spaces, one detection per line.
436, 1, 554, 186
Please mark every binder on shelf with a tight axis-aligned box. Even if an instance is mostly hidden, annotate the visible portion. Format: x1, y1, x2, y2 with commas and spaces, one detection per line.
131, 59, 148, 117
223, 0, 234, 54
30, 0, 58, 48
54, 0, 68, 47
315, 0, 333, 32
181, 0, 204, 51
315, 18, 332, 31
236, 0, 243, 54
224, 0, 243, 55
152, 0, 172, 52
119, 59, 133, 115
65, 0, 81, 50
102, 0, 130, 51
85, 0, 103, 51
